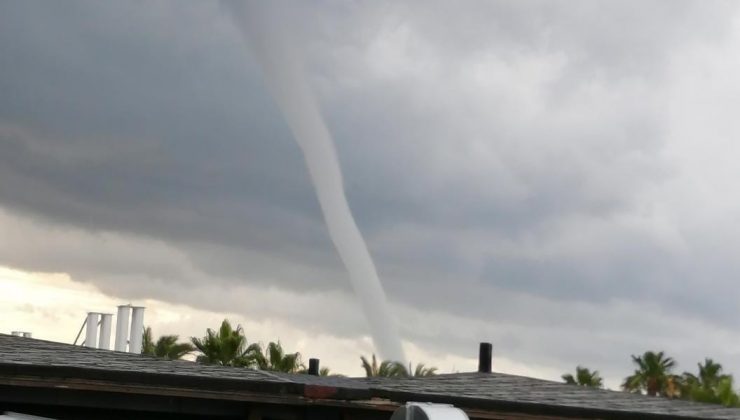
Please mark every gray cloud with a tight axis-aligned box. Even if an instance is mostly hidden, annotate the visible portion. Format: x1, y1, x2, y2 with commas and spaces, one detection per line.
2, 0, 740, 381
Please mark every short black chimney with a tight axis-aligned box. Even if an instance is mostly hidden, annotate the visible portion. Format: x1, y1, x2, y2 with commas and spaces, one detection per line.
478, 342, 492, 373
308, 358, 320, 376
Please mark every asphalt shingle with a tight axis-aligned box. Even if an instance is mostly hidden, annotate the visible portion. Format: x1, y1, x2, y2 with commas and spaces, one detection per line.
0, 333, 284, 384
365, 373, 740, 419
2, 334, 740, 419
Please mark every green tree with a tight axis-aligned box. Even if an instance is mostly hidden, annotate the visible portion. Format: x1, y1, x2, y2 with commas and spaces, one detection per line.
716, 377, 740, 407
142, 326, 195, 360
251, 341, 303, 373
622, 351, 677, 396
359, 355, 437, 378
692, 359, 727, 389
562, 366, 604, 388
156, 335, 196, 360
411, 362, 438, 377
360, 354, 407, 378
142, 326, 156, 356
190, 319, 259, 367
682, 359, 740, 407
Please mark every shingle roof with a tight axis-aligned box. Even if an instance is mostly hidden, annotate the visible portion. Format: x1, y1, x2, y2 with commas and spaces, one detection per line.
363, 373, 740, 419
0, 333, 278, 382
2, 334, 740, 419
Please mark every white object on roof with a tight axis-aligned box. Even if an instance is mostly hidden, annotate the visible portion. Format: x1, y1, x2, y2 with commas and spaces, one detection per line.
390, 402, 469, 420
98, 313, 113, 350
0, 412, 55, 419
114, 305, 131, 352
128, 306, 145, 354
84, 312, 100, 348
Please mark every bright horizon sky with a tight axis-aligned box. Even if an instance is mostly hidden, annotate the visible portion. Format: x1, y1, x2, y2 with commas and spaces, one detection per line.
1, 264, 565, 384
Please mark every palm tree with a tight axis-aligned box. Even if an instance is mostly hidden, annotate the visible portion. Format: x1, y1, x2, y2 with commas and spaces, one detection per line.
190, 319, 259, 367
696, 359, 728, 388
154, 335, 195, 360
142, 326, 156, 356
251, 341, 303, 373
360, 354, 379, 377
687, 376, 740, 407
622, 351, 677, 396
360, 354, 407, 378
562, 366, 603, 388
682, 359, 718, 397
411, 363, 438, 377
682, 359, 739, 406
141, 327, 195, 360
716, 377, 740, 407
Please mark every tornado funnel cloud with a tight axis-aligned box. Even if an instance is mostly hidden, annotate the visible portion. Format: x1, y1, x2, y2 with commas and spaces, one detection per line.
229, 3, 406, 363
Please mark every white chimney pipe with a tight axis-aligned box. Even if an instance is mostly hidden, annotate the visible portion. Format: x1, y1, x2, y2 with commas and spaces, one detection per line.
98, 313, 113, 350
128, 306, 145, 354
11, 331, 21, 336
22, 332, 32, 338
114, 305, 131, 352
84, 312, 100, 348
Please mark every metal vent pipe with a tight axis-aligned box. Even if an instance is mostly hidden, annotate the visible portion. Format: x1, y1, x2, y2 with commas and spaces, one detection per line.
98, 313, 113, 350
84, 312, 100, 348
114, 305, 131, 352
308, 358, 320, 376
128, 306, 145, 354
478, 342, 493, 373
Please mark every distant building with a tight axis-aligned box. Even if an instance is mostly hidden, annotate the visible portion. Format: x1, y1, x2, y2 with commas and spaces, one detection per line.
0, 334, 738, 419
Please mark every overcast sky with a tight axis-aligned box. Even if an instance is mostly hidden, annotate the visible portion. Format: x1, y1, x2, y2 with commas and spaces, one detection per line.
2, 0, 740, 387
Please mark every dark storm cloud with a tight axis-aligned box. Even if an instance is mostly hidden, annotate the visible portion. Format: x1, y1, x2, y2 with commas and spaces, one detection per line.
2, 0, 740, 381
0, 1, 352, 289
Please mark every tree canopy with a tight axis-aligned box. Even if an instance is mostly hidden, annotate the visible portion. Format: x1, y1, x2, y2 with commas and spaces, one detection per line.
141, 326, 194, 360
562, 366, 603, 388
190, 319, 259, 367
622, 351, 677, 396
359, 354, 437, 378
251, 341, 303, 373
360, 354, 407, 378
